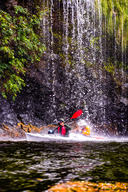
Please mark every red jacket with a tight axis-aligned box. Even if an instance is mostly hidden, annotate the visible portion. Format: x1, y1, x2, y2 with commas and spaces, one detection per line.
58, 126, 66, 136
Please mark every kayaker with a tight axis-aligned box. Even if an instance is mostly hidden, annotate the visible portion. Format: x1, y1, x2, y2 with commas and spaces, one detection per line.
81, 126, 90, 136
73, 123, 91, 136
54, 119, 71, 136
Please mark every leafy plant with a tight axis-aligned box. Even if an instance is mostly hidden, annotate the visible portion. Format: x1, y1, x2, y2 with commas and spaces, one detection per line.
95, 0, 128, 47
0, 6, 46, 100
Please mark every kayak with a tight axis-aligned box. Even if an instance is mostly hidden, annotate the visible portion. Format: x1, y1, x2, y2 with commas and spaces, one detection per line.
26, 132, 70, 142
26, 132, 105, 142
25, 131, 128, 143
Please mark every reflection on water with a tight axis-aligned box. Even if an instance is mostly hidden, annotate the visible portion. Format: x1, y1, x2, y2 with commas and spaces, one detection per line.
0, 140, 128, 191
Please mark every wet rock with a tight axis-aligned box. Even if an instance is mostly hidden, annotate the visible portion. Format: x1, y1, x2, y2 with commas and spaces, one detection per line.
48, 181, 128, 192
0, 120, 57, 140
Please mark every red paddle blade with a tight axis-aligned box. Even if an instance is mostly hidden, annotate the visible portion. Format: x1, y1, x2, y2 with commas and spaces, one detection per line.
71, 110, 83, 119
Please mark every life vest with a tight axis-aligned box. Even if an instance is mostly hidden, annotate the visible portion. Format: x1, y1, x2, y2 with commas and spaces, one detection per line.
61, 126, 66, 136
58, 126, 66, 136
81, 126, 90, 136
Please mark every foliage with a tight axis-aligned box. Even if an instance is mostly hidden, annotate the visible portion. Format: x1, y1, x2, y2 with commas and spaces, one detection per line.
0, 6, 45, 100
95, 0, 128, 47
94, 0, 128, 84
103, 60, 128, 86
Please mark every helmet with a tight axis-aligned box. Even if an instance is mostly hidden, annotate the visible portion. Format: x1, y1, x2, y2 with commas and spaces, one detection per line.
58, 118, 64, 125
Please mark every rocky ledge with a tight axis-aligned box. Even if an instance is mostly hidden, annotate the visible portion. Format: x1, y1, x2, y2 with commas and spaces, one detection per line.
48, 181, 128, 192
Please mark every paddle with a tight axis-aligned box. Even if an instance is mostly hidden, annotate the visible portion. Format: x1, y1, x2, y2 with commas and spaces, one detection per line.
70, 110, 83, 119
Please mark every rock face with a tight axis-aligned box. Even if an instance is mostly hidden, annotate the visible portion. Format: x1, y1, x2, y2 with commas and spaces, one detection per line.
0, 0, 128, 137
0, 62, 128, 136
0, 77, 53, 128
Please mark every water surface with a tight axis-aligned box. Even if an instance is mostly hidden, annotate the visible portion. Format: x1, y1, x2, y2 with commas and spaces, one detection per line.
0, 138, 128, 191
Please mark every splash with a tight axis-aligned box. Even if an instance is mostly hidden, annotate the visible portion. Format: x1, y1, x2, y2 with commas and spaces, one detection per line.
25, 131, 128, 143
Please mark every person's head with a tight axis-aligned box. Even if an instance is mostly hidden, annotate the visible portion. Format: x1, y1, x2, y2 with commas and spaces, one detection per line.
58, 119, 64, 126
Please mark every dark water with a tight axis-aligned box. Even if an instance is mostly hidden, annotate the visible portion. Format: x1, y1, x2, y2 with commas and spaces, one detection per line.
0, 139, 128, 191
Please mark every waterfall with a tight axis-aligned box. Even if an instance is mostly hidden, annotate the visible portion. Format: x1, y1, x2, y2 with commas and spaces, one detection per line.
97, 0, 103, 66
40, 0, 127, 126
41, 0, 57, 118
41, 0, 107, 120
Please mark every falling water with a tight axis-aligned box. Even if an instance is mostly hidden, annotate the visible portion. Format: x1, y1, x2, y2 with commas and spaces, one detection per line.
97, 0, 103, 66
40, 0, 127, 127
41, 0, 109, 119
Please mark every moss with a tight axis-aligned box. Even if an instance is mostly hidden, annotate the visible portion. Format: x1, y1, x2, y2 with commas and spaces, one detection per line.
95, 0, 128, 47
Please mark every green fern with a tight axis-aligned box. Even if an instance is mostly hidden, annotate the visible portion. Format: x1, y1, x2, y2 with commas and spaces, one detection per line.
0, 6, 46, 99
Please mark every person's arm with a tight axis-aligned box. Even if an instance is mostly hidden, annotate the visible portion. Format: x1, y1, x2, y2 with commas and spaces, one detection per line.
54, 126, 59, 133
73, 126, 79, 132
65, 124, 71, 130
